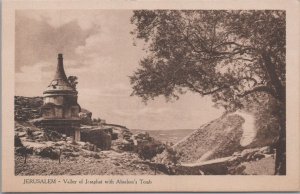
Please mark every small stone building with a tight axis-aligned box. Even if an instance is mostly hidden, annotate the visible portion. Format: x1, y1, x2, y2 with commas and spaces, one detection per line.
41, 54, 81, 141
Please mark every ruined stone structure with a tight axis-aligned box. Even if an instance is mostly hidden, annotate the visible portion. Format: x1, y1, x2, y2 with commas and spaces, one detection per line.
41, 54, 81, 141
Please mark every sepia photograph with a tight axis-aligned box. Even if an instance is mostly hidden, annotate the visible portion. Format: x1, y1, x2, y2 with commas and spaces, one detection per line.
14, 9, 286, 176
1, 0, 300, 192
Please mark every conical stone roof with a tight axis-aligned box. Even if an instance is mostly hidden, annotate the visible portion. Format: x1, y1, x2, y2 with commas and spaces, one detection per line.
43, 54, 77, 95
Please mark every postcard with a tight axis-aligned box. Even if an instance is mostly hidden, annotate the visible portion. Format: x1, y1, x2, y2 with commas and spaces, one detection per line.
1, 0, 300, 192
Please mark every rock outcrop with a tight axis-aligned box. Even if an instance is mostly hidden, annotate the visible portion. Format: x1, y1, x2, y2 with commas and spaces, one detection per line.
80, 127, 112, 150
15, 96, 43, 121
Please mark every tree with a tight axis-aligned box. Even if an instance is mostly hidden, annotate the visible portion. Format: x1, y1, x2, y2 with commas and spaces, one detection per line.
130, 10, 286, 174
68, 76, 78, 89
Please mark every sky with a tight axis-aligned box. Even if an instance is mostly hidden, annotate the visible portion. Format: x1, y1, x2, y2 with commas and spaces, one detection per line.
15, 10, 224, 130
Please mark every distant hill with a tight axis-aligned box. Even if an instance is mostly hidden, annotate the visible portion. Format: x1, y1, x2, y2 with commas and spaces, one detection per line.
131, 129, 195, 144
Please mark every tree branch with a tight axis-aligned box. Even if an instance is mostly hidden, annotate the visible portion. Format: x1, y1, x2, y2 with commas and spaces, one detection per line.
232, 57, 257, 62
213, 41, 244, 49
237, 85, 277, 98
185, 81, 227, 95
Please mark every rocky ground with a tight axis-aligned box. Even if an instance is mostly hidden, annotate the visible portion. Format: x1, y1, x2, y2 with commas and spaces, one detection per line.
15, 121, 164, 176
14, 96, 278, 175
15, 96, 43, 121
15, 118, 276, 175
15, 152, 162, 175
154, 142, 275, 175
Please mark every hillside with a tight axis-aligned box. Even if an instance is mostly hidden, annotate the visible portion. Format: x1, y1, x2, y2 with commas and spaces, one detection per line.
174, 112, 278, 163
174, 113, 244, 162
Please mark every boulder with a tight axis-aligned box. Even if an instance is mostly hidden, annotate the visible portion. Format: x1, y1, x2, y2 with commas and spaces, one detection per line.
81, 129, 112, 150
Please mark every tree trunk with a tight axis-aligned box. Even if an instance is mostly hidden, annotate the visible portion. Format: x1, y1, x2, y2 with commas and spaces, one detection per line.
275, 102, 286, 175
275, 129, 286, 174
261, 52, 286, 175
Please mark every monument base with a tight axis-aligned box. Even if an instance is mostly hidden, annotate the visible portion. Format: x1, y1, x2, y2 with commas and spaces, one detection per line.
39, 119, 81, 141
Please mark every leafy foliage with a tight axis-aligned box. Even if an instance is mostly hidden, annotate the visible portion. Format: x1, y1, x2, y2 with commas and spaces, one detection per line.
130, 10, 286, 174
137, 141, 165, 161
164, 146, 182, 166
243, 94, 281, 147
130, 10, 285, 110
68, 76, 78, 90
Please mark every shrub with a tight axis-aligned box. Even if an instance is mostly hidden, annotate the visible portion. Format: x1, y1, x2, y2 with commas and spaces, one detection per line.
38, 147, 60, 160
137, 141, 165, 161
164, 146, 182, 166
